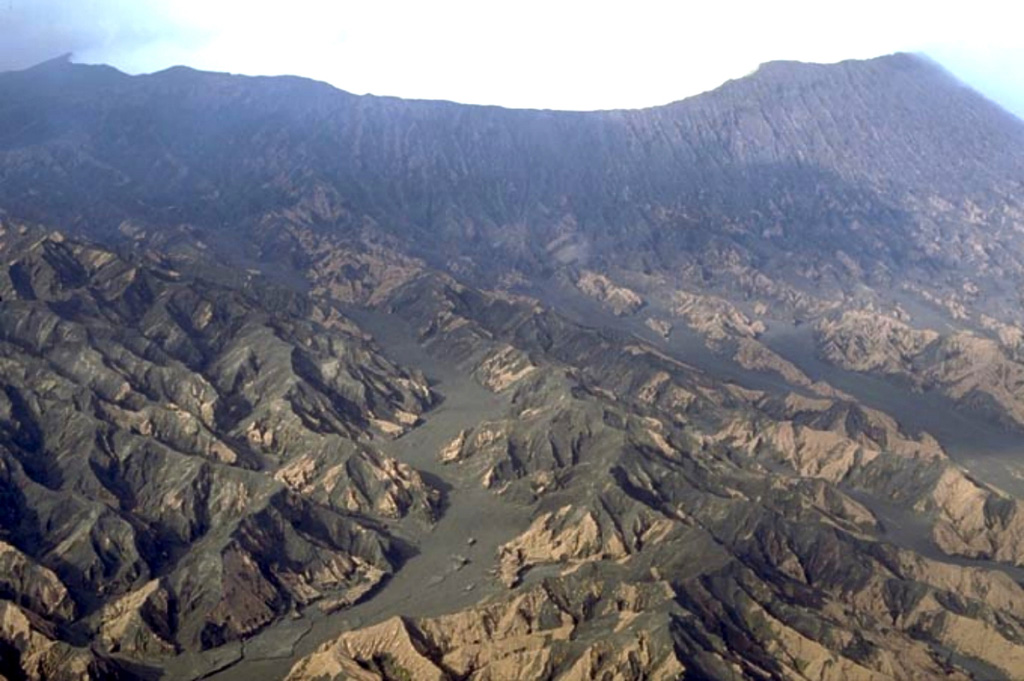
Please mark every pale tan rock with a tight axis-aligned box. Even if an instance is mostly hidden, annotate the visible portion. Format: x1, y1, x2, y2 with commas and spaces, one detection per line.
816, 310, 937, 375
817, 310, 1024, 429
980, 314, 1024, 351
0, 541, 74, 621
644, 317, 673, 339
95, 579, 175, 657
285, 617, 445, 681
576, 270, 644, 316
475, 345, 537, 392
671, 291, 766, 344
275, 448, 437, 519
497, 506, 633, 587
289, 584, 607, 681
439, 428, 469, 463
0, 601, 103, 681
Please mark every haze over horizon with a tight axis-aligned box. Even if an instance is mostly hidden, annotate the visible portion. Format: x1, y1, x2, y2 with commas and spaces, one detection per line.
2, 0, 1023, 115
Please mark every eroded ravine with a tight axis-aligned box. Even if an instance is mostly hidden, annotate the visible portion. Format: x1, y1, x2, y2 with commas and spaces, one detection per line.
534, 283, 1024, 580
179, 290, 1024, 681
760, 324, 1024, 496
549, 278, 1024, 498
194, 310, 531, 681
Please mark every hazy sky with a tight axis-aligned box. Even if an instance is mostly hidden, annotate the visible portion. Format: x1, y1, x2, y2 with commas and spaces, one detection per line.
2, 0, 1023, 115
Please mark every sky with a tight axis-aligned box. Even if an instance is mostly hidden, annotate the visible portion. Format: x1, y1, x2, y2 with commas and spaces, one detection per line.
2, 0, 1023, 116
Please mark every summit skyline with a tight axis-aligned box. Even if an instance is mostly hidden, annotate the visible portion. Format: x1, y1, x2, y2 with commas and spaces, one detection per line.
2, 0, 1023, 116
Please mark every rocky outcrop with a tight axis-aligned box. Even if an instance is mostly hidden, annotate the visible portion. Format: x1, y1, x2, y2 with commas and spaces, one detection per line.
473, 345, 537, 392
574, 270, 644, 316
816, 310, 939, 377
0, 601, 133, 680
644, 317, 673, 339
496, 502, 660, 586
722, 391, 1024, 569
287, 577, 681, 681
817, 309, 1024, 429
0, 541, 74, 622
275, 446, 441, 520
670, 291, 766, 345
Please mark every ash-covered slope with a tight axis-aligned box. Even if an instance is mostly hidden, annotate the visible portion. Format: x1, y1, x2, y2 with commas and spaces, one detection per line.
4, 52, 1024, 680
2, 53, 1023, 292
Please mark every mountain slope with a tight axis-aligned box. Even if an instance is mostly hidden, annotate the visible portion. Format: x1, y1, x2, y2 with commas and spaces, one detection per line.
2, 53, 1024, 680
0, 222, 441, 675
3, 53, 1024, 290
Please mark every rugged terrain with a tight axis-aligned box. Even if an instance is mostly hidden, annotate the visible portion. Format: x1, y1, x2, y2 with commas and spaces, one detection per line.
1, 52, 1024, 679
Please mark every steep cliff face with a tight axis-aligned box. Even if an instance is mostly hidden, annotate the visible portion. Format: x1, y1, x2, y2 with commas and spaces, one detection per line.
4, 51, 1024, 680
